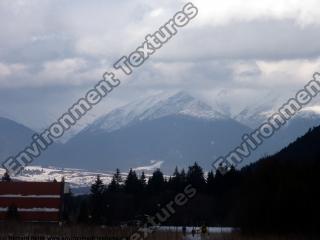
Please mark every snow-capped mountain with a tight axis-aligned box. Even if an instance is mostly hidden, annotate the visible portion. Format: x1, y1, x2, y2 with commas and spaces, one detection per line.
84, 91, 226, 134
224, 94, 320, 165
231, 90, 320, 128
41, 91, 251, 172
49, 90, 320, 170
4, 90, 320, 175
231, 93, 285, 128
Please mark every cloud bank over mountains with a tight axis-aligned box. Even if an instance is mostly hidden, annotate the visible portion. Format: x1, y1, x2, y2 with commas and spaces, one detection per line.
1, 0, 320, 130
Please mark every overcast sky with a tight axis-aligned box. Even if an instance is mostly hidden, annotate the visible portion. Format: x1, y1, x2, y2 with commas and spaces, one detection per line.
1, 0, 320, 130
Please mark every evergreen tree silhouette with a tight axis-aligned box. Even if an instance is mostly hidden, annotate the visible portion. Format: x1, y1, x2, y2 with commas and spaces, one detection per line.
206, 170, 215, 194
138, 171, 147, 192
169, 167, 186, 192
147, 169, 165, 193
187, 162, 205, 191
90, 175, 105, 224
108, 169, 123, 192
124, 169, 139, 194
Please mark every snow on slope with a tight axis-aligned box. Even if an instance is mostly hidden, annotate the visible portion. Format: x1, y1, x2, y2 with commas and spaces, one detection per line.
63, 90, 320, 138
84, 91, 226, 134
233, 93, 284, 127
0, 166, 115, 189
299, 106, 320, 118
232, 89, 320, 128
133, 160, 164, 172
235, 103, 320, 128
0, 162, 163, 191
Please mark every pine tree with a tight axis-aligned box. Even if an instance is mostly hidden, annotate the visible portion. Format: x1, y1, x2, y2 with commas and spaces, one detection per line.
187, 162, 206, 191
91, 175, 105, 196
180, 169, 186, 184
124, 169, 139, 194
148, 169, 165, 193
169, 167, 184, 191
90, 175, 106, 224
108, 177, 118, 192
114, 168, 122, 185
206, 170, 215, 194
139, 171, 147, 191
108, 169, 123, 192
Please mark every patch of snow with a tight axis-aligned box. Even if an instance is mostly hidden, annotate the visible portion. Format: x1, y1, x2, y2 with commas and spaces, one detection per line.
133, 160, 164, 172
0, 166, 115, 190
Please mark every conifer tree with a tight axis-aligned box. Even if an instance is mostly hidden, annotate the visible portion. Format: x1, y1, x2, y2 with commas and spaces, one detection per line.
186, 162, 205, 191
124, 169, 139, 194
90, 175, 105, 224
148, 169, 165, 193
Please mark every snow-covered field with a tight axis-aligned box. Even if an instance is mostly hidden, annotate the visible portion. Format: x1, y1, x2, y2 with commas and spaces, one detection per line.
0, 164, 165, 195
0, 166, 117, 194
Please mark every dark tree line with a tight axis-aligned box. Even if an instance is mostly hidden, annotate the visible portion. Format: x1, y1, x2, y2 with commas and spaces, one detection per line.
63, 126, 320, 234
66, 163, 245, 227
65, 157, 320, 235
82, 163, 211, 226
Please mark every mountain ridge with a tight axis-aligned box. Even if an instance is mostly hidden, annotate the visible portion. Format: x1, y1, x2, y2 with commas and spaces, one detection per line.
81, 91, 227, 135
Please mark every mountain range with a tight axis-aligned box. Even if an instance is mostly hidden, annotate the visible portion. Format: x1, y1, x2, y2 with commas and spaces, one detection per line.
1, 91, 320, 174
0, 117, 34, 163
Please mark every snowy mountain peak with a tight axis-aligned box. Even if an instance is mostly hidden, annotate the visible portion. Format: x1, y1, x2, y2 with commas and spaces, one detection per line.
85, 91, 226, 133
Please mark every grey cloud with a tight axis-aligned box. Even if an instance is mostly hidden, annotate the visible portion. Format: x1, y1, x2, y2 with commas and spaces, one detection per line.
1, 0, 320, 129
156, 19, 320, 61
